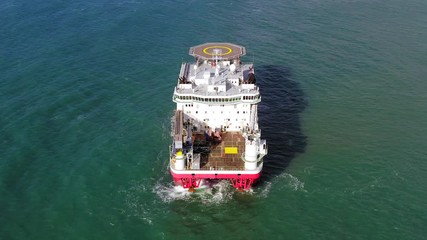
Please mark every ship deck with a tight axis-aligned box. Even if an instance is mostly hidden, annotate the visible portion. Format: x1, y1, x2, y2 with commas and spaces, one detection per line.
192, 131, 245, 170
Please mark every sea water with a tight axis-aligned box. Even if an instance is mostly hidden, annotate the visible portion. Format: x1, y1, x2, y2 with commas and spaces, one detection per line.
1, 0, 427, 239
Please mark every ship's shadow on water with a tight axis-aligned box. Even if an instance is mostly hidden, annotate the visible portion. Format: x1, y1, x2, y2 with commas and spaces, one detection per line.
255, 65, 307, 185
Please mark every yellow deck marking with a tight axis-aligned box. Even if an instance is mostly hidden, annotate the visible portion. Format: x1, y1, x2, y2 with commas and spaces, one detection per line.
203, 46, 233, 56
224, 147, 238, 154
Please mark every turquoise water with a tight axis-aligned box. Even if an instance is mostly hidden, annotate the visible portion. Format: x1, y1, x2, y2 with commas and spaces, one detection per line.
1, 0, 427, 239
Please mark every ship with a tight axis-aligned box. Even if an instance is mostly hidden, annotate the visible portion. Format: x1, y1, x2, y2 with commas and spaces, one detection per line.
170, 43, 267, 191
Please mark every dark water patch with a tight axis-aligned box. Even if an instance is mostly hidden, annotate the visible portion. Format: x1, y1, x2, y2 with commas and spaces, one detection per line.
255, 65, 307, 184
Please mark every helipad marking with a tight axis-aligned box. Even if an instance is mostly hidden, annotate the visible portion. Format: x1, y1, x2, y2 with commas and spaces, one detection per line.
202, 46, 233, 56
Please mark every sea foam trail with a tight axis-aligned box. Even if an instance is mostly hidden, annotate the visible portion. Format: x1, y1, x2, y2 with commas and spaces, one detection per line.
154, 180, 236, 205
154, 173, 306, 204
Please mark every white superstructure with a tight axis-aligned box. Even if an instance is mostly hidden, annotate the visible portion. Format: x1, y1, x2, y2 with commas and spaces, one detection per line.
170, 43, 267, 190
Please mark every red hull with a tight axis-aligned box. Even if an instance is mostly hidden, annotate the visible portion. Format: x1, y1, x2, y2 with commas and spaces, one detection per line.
170, 170, 261, 190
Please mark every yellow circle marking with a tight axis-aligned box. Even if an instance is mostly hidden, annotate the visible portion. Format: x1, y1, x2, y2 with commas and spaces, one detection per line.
202, 46, 233, 56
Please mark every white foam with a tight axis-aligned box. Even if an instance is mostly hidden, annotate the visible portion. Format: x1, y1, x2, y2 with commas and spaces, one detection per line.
257, 181, 272, 198
154, 180, 235, 205
281, 173, 306, 192
118, 180, 155, 225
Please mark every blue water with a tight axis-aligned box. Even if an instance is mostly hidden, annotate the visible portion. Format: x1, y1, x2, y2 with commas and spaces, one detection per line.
1, 0, 427, 239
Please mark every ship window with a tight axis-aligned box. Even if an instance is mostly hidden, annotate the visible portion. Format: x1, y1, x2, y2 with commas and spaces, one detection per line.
243, 111, 246, 114
205, 111, 207, 114
237, 111, 239, 114
196, 111, 198, 114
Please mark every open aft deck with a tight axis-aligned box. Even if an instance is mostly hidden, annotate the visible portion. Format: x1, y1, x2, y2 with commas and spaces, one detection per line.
192, 131, 245, 171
